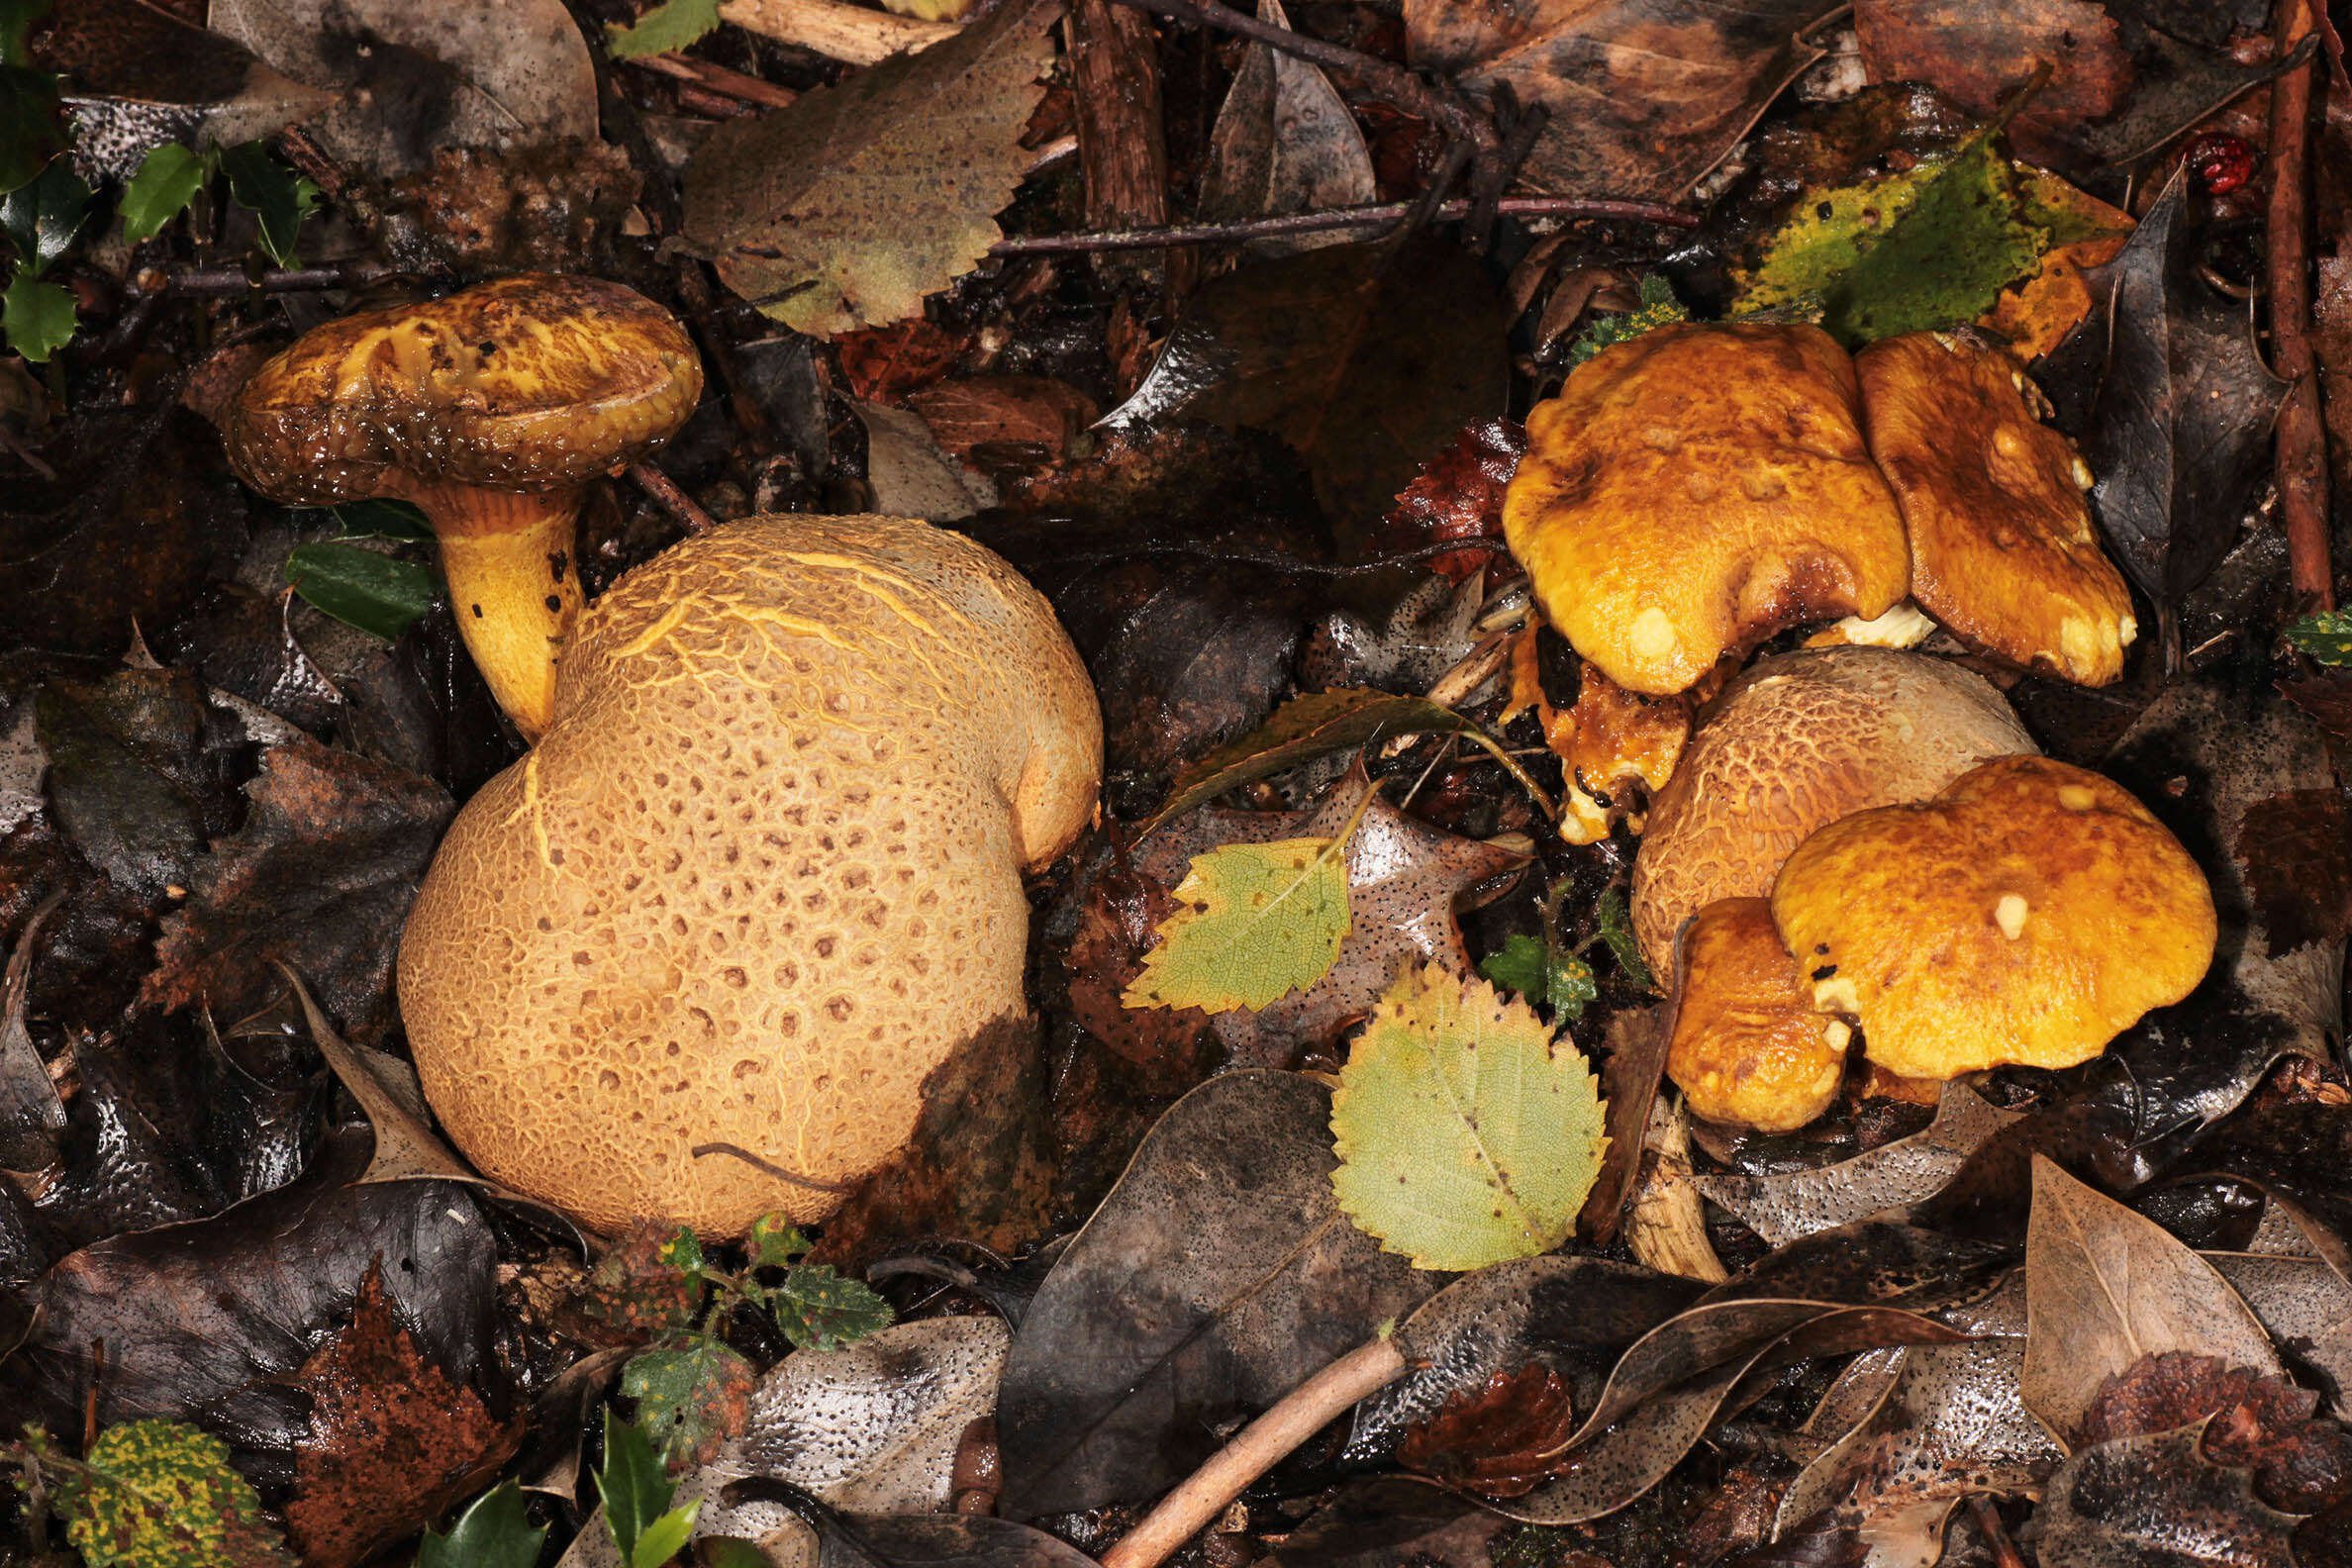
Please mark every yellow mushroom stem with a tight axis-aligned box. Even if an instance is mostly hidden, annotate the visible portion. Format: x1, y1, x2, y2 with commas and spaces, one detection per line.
395, 480, 586, 741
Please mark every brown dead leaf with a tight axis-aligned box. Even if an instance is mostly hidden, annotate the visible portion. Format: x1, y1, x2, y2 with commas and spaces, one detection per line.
1379, 418, 1523, 582
684, 0, 1058, 337
286, 1262, 520, 1568
1854, 0, 2132, 163
2084, 1352, 2352, 1515
1398, 1364, 1580, 1497
1404, 0, 1840, 201
836, 318, 969, 402
2280, 671, 2352, 739
2233, 789, 2352, 957
1063, 860, 1218, 1072
903, 375, 1100, 462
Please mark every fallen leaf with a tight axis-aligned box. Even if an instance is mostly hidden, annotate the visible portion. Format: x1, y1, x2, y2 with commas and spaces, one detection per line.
51, 1419, 295, 1568
1104, 234, 1510, 541
286, 1262, 521, 1568
2190, 1104, 2352, 1287
1122, 831, 1353, 1012
141, 736, 455, 1047
2233, 789, 2352, 957
1058, 857, 1219, 1071
1198, 0, 1376, 255
2032, 1422, 2302, 1568
1852, 0, 2130, 159
2022, 1156, 2282, 1449
900, 375, 1098, 462
623, 1340, 758, 1470
2082, 1352, 2352, 1514
833, 317, 968, 401
1330, 963, 1608, 1272
684, 0, 1057, 337
996, 1071, 1440, 1519
1376, 418, 1524, 582
853, 399, 996, 521
2207, 1252, 2352, 1419
1397, 1364, 1580, 1497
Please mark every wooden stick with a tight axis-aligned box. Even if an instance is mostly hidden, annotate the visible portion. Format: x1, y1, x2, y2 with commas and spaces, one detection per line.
991, 194, 1701, 253
2267, 0, 2332, 609
1099, 1337, 1409, 1568
716, 0, 956, 64
631, 51, 801, 109
630, 461, 722, 534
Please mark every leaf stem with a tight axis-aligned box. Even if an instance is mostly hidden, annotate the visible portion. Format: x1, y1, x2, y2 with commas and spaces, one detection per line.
1098, 1337, 1409, 1568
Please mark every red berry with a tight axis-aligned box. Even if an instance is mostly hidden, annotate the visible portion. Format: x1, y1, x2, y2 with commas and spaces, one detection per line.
2184, 132, 2259, 196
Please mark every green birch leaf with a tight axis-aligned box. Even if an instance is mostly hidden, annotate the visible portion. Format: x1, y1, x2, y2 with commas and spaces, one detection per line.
606, 0, 723, 57
330, 497, 435, 540
2288, 612, 2352, 667
119, 145, 206, 245
768, 1263, 894, 1351
1329, 964, 1608, 1272
52, 1420, 296, 1568
219, 141, 319, 267
2, 268, 73, 359
1123, 834, 1350, 1012
417, 1480, 546, 1568
283, 541, 438, 640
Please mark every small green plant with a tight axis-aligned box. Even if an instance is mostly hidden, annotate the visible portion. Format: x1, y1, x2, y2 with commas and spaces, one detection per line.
605, 0, 723, 57
598, 1409, 702, 1567
1563, 273, 1688, 368
2288, 611, 2352, 666
416, 1479, 546, 1568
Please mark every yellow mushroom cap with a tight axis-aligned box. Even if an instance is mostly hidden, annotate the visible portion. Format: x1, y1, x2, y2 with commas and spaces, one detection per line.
221, 272, 704, 506
396, 514, 1102, 1237
1770, 754, 2216, 1081
1631, 646, 2036, 980
1666, 897, 1850, 1133
1501, 323, 1911, 696
1855, 331, 2135, 686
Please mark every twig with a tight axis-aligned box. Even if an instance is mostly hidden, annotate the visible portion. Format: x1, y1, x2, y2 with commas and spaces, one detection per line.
2267, 0, 2332, 610
1043, 536, 1511, 576
1109, 0, 1493, 155
1100, 1337, 1409, 1568
716, 0, 955, 65
1968, 1497, 2027, 1568
630, 461, 722, 534
629, 50, 800, 108
126, 264, 390, 300
1465, 101, 1550, 252
992, 195, 1699, 254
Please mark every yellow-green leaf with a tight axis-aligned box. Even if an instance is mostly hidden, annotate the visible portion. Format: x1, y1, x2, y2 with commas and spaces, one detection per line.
605, 0, 722, 59
1123, 834, 1349, 1013
1330, 964, 1607, 1271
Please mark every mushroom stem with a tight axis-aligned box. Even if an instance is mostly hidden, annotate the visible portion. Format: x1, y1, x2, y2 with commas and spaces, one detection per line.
406, 484, 584, 740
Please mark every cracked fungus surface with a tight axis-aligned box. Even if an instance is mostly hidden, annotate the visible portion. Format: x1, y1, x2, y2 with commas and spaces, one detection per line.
398, 514, 1102, 1236
1770, 755, 2216, 1081
224, 272, 703, 505
1630, 647, 2034, 980
1502, 322, 1911, 696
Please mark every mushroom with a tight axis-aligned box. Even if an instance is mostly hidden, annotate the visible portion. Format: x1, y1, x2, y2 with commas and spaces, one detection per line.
396, 513, 1102, 1236
1665, 897, 1850, 1132
1770, 754, 2215, 1081
1504, 626, 1691, 845
1629, 646, 2036, 980
222, 273, 705, 739
1855, 331, 2135, 685
1501, 323, 1911, 696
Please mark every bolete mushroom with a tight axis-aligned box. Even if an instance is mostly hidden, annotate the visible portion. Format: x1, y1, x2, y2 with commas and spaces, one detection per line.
1665, 897, 1850, 1132
1771, 754, 2215, 1081
1629, 647, 2036, 980
222, 273, 704, 738
396, 514, 1102, 1236
1855, 331, 2135, 685
1502, 323, 1911, 696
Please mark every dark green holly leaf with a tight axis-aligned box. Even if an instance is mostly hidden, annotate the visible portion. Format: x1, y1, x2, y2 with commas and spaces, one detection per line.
599, 1408, 700, 1567
622, 1340, 758, 1470
330, 497, 435, 540
2, 155, 92, 275
283, 542, 439, 640
417, 1481, 546, 1568
219, 140, 319, 267
746, 1212, 813, 1271
2287, 612, 2352, 667
2, 268, 72, 359
119, 145, 208, 245
768, 1264, 893, 1351
1596, 888, 1652, 993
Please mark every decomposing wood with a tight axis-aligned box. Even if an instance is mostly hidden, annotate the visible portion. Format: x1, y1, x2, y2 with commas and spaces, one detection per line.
991, 194, 1702, 253
717, 0, 956, 65
1063, 0, 1175, 281
2267, 0, 2333, 609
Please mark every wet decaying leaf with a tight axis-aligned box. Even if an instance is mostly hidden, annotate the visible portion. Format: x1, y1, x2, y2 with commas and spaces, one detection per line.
1404, 0, 1841, 202
2022, 1157, 2282, 1449
685, 0, 1057, 337
1106, 235, 1510, 541
285, 1261, 520, 1568
997, 1071, 1442, 1519
1375, 419, 1524, 583
2082, 1352, 2352, 1514
1397, 1364, 1582, 1497
2207, 1253, 2352, 1416
2233, 789, 2352, 958
2190, 1104, 2352, 1286
1198, 0, 1377, 254
141, 736, 454, 1048
2030, 1422, 2303, 1568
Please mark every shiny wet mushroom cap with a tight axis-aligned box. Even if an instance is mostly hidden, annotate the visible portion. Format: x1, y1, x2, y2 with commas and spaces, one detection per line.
1856, 331, 2135, 685
1770, 754, 2216, 1081
1665, 897, 1850, 1133
222, 273, 704, 738
1502, 323, 1911, 696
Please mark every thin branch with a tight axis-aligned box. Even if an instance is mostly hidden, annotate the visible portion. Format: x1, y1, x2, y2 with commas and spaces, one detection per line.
1100, 1337, 1409, 1568
992, 195, 1699, 255
2267, 0, 2332, 609
629, 50, 800, 109
1108, 0, 1492, 150
630, 461, 722, 535
1042, 536, 1511, 576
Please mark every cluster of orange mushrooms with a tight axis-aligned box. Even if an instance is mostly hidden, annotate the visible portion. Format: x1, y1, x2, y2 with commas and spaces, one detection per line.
1504, 322, 2215, 1133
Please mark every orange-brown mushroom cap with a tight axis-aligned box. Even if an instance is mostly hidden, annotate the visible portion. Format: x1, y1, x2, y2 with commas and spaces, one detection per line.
1770, 754, 2216, 1081
1630, 646, 2036, 980
1666, 897, 1850, 1132
1502, 323, 1911, 696
1856, 331, 2135, 685
222, 272, 703, 505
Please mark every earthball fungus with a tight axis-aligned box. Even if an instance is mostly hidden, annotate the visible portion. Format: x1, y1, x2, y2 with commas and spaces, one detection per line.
1772, 754, 2215, 1081
1630, 647, 2036, 980
1502, 323, 1911, 697
223, 273, 704, 739
397, 514, 1103, 1236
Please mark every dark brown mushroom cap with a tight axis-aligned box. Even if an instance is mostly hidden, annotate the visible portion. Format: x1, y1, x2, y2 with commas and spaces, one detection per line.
222, 273, 703, 506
